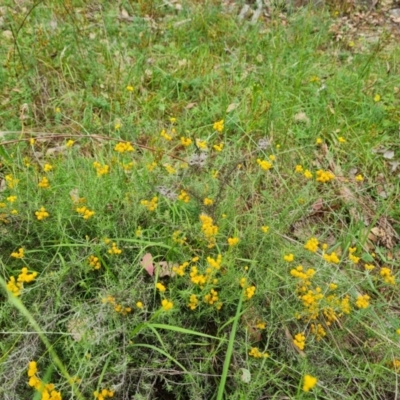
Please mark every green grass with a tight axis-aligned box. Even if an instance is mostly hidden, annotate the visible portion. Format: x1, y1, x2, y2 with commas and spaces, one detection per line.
1, 1, 400, 399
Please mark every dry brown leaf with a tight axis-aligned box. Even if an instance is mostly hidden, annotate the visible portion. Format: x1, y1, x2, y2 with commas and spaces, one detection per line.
185, 102, 197, 109
158, 261, 176, 277
226, 103, 238, 113
294, 111, 310, 125
383, 149, 395, 159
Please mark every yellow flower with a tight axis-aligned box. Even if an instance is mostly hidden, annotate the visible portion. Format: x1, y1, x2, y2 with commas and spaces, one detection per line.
295, 165, 303, 173
43, 163, 53, 172
161, 299, 173, 311
7, 196, 17, 203
355, 174, 364, 182
136, 301, 143, 309
213, 119, 224, 132
303, 169, 313, 179
213, 142, 224, 152
249, 347, 268, 358
160, 129, 173, 141
380, 267, 395, 285
304, 237, 319, 253
195, 139, 207, 149
316, 169, 335, 183
284, 254, 294, 262
257, 159, 272, 171
293, 332, 306, 350
338, 136, 346, 143
364, 264, 375, 271
374, 94, 381, 102
35, 207, 49, 221
203, 198, 213, 206
115, 142, 135, 153
156, 282, 166, 292
355, 294, 370, 309
228, 237, 240, 246
38, 177, 50, 188
269, 154, 276, 161
256, 321, 266, 329
126, 85, 134, 91
66, 139, 75, 147
180, 137, 192, 147
261, 226, 269, 233
303, 375, 317, 392
316, 138, 323, 144
11, 248, 24, 259
323, 252, 340, 264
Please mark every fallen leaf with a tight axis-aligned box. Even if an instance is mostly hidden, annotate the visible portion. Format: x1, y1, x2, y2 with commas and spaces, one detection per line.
185, 102, 197, 109
69, 188, 80, 203
140, 253, 154, 276
240, 368, 251, 383
294, 111, 310, 125
226, 103, 238, 113
383, 150, 395, 159
389, 161, 400, 172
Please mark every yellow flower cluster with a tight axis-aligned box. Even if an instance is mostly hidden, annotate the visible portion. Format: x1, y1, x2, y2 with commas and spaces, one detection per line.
207, 254, 222, 269
203, 197, 213, 206
304, 237, 319, 253
293, 332, 306, 350
11, 247, 24, 258
227, 237, 239, 246
35, 206, 49, 220
256, 321, 267, 329
204, 288, 219, 305
43, 163, 53, 172
5, 174, 19, 189
213, 142, 224, 152
172, 261, 189, 276
180, 137, 192, 147
76, 206, 95, 220
245, 285, 256, 300
188, 294, 198, 310
190, 266, 207, 287
196, 139, 207, 150
348, 247, 360, 264
38, 177, 50, 188
200, 214, 218, 248
284, 253, 294, 262
93, 161, 110, 176
160, 129, 173, 141
28, 361, 62, 400
380, 267, 395, 285
178, 190, 190, 203
316, 169, 335, 183
303, 375, 317, 392
249, 347, 269, 358
172, 230, 187, 245
107, 241, 122, 255
261, 225, 269, 233
164, 164, 176, 174
114, 142, 134, 153
213, 119, 224, 132
256, 159, 272, 171
102, 295, 131, 316
310, 323, 326, 341
323, 252, 340, 264
88, 255, 101, 270
7, 267, 38, 296
161, 299, 173, 311
156, 282, 166, 292
355, 294, 370, 309
146, 162, 157, 172
141, 196, 158, 211
94, 388, 115, 400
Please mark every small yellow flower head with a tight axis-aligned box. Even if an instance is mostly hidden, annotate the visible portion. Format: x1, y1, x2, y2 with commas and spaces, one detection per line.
115, 142, 135, 153
35, 207, 49, 221
66, 139, 75, 147
156, 282, 166, 292
380, 267, 396, 285
316, 169, 335, 183
304, 237, 319, 253
323, 252, 340, 264
29, 138, 35, 145
396, 328, 400, 335
249, 347, 269, 358
38, 177, 50, 189
178, 190, 190, 203
136, 301, 143, 309
213, 142, 224, 152
338, 136, 346, 143
160, 129, 173, 141
213, 119, 224, 132
284, 254, 294, 262
43, 163, 53, 172
228, 237, 240, 246
126, 85, 134, 91
108, 242, 122, 255
245, 285, 256, 300
355, 294, 370, 309
316, 138, 323, 144
203, 198, 213, 206
295, 165, 303, 173
303, 169, 313, 179
355, 174, 364, 182
257, 159, 272, 171
261, 225, 269, 233
374, 94, 381, 102
7, 195, 17, 203
364, 263, 375, 271
27, 361, 37, 377
195, 139, 207, 149
256, 321, 266, 329
269, 154, 276, 161
303, 375, 317, 392
93, 161, 110, 176
11, 248, 24, 259
180, 137, 192, 147
115, 122, 122, 131
161, 299, 173, 311
293, 332, 306, 350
